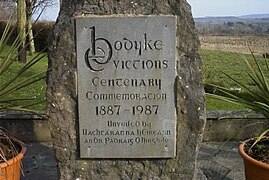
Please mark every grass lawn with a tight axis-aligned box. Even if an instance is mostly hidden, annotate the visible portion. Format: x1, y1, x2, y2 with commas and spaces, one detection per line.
0, 50, 48, 111
201, 49, 267, 110
1, 48, 263, 111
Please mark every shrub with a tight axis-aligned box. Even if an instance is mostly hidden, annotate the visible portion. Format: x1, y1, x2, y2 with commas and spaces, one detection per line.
32, 21, 54, 51
0, 20, 54, 52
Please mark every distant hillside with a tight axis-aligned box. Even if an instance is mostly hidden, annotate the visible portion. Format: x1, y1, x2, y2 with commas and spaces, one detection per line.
195, 14, 269, 35
239, 14, 269, 19
195, 16, 239, 23
195, 14, 269, 23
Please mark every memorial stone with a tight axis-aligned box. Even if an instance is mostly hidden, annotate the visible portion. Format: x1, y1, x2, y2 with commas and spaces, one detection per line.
47, 0, 206, 179
76, 16, 176, 158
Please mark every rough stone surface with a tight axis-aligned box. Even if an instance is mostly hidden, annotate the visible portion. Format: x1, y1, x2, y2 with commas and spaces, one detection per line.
204, 110, 269, 142
20, 142, 245, 180
0, 111, 50, 142
46, 0, 206, 179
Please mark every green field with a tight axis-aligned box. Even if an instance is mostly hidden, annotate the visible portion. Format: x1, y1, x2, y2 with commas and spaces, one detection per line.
1, 48, 264, 111
201, 49, 267, 110
0, 51, 48, 111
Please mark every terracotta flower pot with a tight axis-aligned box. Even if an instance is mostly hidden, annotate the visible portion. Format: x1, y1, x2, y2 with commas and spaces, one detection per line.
0, 138, 27, 180
239, 139, 269, 180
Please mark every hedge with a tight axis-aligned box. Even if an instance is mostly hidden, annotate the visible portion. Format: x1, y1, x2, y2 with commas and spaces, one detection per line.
0, 20, 54, 52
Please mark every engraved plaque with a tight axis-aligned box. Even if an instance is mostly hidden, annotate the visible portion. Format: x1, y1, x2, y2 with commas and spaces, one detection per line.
76, 16, 176, 158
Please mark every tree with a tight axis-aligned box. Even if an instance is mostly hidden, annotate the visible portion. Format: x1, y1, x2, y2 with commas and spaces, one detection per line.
25, 0, 57, 54
17, 0, 27, 63
26, 0, 35, 54
16, 0, 58, 58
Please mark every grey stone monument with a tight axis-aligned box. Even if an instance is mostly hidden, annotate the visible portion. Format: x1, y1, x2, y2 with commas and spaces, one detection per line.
47, 0, 206, 179
77, 16, 176, 158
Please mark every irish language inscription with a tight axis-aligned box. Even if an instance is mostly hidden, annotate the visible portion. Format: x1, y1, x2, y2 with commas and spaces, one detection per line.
76, 16, 176, 158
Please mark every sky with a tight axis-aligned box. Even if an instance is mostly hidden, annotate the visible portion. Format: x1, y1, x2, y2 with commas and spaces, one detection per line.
43, 0, 269, 21
33, 2, 60, 21
41, 5, 59, 21
187, 0, 269, 18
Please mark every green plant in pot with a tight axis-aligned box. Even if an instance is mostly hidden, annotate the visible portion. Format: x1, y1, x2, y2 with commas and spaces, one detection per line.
0, 16, 46, 179
207, 51, 269, 179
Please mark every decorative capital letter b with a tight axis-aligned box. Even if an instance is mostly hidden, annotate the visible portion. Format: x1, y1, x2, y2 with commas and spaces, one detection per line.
85, 26, 112, 72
